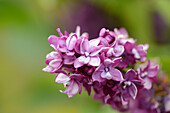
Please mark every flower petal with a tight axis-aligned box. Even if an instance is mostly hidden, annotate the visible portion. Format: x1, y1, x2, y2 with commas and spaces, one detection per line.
124, 41, 135, 53
60, 80, 79, 98
90, 46, 102, 56
112, 45, 124, 57
80, 38, 89, 54
78, 56, 90, 64
66, 33, 77, 50
55, 73, 70, 83
74, 58, 84, 68
147, 65, 159, 78
89, 56, 100, 66
89, 39, 100, 48
92, 71, 105, 82
143, 78, 152, 90
110, 68, 123, 81
129, 83, 137, 100
101, 71, 112, 79
42, 65, 54, 72
48, 35, 59, 50
63, 55, 76, 64
99, 28, 106, 37
124, 69, 137, 80
49, 59, 62, 68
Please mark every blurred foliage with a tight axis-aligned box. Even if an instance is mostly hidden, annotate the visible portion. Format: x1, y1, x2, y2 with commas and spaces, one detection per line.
0, 0, 170, 113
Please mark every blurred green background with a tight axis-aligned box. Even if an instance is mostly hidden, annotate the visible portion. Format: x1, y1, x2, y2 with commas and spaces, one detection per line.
1, 0, 170, 113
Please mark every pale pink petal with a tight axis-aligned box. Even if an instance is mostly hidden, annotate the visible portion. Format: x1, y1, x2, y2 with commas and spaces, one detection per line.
143, 78, 152, 90
78, 56, 90, 64
92, 71, 105, 82
42, 65, 54, 72
60, 80, 79, 98
110, 68, 123, 81
99, 28, 106, 37
112, 45, 124, 57
75, 26, 80, 38
89, 39, 100, 48
80, 38, 89, 54
74, 58, 84, 68
89, 56, 100, 66
48, 35, 59, 50
101, 71, 112, 79
129, 83, 137, 99
49, 59, 62, 68
55, 73, 70, 83
66, 33, 77, 50
90, 46, 102, 56
147, 65, 159, 78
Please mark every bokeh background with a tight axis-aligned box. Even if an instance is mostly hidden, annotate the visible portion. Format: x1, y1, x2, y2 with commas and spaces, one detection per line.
1, 0, 170, 113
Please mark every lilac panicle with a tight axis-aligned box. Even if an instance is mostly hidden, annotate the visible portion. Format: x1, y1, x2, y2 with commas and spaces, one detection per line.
43, 26, 169, 113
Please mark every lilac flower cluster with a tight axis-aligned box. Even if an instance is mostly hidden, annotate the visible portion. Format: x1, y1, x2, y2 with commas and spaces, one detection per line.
43, 26, 170, 112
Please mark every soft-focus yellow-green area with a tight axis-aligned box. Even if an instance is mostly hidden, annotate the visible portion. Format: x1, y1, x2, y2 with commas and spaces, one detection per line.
0, 0, 170, 113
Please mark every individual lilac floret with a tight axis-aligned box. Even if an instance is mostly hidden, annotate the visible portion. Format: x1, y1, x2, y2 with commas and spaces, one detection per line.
43, 51, 76, 73
48, 27, 80, 56
138, 60, 159, 89
106, 44, 124, 57
124, 41, 149, 62
43, 51, 63, 73
92, 58, 123, 82
55, 71, 82, 98
120, 69, 143, 105
113, 28, 135, 45
74, 37, 101, 68
99, 28, 116, 45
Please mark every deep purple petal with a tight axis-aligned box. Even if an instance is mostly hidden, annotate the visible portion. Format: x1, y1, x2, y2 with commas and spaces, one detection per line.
124, 42, 135, 53
125, 69, 137, 80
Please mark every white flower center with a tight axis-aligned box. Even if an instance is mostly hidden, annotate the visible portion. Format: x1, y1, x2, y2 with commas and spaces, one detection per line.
85, 52, 89, 57
123, 81, 132, 89
141, 72, 148, 77
105, 67, 109, 72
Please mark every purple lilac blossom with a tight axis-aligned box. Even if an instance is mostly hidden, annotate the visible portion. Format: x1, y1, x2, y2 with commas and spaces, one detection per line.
43, 26, 169, 113
137, 60, 159, 89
